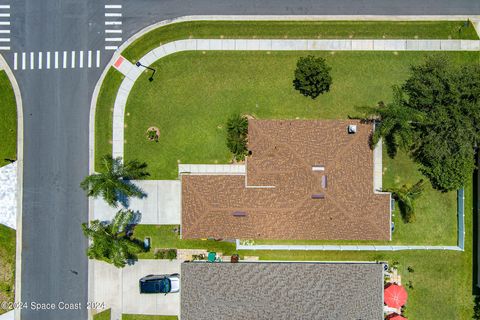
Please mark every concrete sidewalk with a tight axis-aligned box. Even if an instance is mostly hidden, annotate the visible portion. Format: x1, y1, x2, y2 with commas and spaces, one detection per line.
93, 180, 181, 224
111, 37, 480, 159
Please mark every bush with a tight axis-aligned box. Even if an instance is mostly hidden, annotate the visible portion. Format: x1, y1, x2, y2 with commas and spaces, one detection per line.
226, 114, 249, 161
154, 248, 177, 260
293, 55, 332, 99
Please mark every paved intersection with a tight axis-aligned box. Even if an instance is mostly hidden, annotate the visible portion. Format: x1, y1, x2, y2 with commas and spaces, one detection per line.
3, 0, 480, 319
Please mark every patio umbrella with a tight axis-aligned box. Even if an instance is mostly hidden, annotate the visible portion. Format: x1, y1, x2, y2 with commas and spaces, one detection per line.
384, 283, 408, 308
386, 313, 407, 320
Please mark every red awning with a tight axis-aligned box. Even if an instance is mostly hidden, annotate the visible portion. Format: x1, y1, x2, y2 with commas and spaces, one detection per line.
384, 284, 408, 308
386, 313, 408, 320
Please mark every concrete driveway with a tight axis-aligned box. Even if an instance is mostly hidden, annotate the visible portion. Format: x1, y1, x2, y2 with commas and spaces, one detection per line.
93, 180, 181, 224
91, 260, 181, 320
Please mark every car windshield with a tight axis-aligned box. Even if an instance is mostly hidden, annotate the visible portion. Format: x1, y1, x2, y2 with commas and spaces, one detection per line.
158, 278, 171, 293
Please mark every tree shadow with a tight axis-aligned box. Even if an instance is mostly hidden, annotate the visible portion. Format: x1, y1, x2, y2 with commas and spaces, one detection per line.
117, 181, 147, 208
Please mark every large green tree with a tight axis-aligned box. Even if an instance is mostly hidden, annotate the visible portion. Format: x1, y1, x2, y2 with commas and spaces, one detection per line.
371, 55, 480, 192
293, 55, 332, 99
82, 210, 145, 268
81, 155, 149, 207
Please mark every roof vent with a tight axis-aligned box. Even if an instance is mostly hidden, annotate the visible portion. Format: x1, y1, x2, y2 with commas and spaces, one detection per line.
232, 211, 247, 217
312, 165, 325, 172
311, 193, 325, 199
348, 124, 357, 134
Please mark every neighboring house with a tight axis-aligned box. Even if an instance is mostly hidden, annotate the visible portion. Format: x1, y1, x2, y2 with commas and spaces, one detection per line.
181, 119, 391, 240
181, 262, 384, 320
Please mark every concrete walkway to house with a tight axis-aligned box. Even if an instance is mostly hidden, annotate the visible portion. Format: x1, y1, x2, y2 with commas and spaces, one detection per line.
110, 38, 480, 160
92, 180, 181, 224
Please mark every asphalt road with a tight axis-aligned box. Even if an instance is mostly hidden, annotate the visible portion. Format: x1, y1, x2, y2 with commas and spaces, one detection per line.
6, 0, 480, 319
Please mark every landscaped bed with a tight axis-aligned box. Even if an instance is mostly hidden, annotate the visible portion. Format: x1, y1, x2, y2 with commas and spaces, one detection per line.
122, 20, 479, 61
0, 70, 17, 168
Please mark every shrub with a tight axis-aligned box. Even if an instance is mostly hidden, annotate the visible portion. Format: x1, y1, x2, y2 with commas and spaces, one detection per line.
293, 55, 332, 99
226, 114, 249, 161
154, 248, 177, 260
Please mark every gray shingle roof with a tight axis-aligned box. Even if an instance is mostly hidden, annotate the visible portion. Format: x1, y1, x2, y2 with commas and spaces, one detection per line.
181, 262, 384, 320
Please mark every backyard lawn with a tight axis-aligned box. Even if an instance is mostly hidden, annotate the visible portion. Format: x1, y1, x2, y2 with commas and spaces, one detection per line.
122, 20, 479, 61
0, 70, 17, 168
0, 224, 15, 315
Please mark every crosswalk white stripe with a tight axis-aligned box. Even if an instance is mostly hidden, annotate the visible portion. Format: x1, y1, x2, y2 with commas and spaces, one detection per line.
0, 13, 10, 17
104, 4, 122, 9
38, 52, 42, 69
46, 51, 50, 69
88, 50, 92, 68
30, 52, 34, 70
0, 30, 10, 34
54, 51, 59, 69
0, 5, 10, 9
105, 13, 122, 17
105, 37, 122, 42
21, 52, 25, 70
105, 46, 118, 50
0, 46, 9, 50
79, 50, 83, 68
63, 51, 67, 68
96, 50, 100, 68
105, 29, 122, 34
71, 50, 75, 68
0, 38, 10, 42
105, 21, 122, 25
13, 52, 17, 70
0, 21, 10, 25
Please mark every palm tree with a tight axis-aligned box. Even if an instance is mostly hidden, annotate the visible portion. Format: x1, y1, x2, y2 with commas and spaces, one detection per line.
80, 155, 149, 207
226, 114, 249, 161
389, 179, 425, 223
82, 209, 145, 268
359, 87, 424, 158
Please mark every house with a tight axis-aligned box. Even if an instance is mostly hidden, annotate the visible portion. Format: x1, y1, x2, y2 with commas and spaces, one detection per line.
180, 261, 384, 320
181, 119, 391, 240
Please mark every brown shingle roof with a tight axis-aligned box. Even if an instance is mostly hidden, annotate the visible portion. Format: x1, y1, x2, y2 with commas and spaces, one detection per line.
181, 119, 391, 240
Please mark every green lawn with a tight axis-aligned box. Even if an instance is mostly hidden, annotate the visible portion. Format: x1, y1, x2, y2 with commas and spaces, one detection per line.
122, 20, 479, 61
134, 225, 237, 259
0, 225, 16, 315
95, 68, 124, 171
93, 309, 111, 320
0, 71, 17, 168
123, 315, 177, 320
124, 51, 479, 180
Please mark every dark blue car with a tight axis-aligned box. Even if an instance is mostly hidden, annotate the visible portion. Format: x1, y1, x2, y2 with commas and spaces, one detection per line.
139, 274, 180, 294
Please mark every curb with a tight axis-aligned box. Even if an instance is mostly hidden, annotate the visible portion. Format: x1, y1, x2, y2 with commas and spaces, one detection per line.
0, 54, 24, 320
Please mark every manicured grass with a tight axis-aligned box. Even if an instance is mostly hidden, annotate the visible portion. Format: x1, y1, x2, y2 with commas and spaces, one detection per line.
122, 20, 479, 61
123, 315, 177, 320
0, 225, 15, 315
124, 51, 479, 180
95, 68, 124, 171
0, 71, 17, 168
134, 225, 237, 259
93, 309, 111, 320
